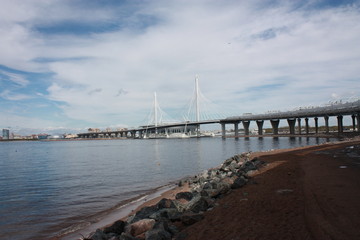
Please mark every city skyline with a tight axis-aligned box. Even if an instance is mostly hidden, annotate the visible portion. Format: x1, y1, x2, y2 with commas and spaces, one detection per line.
1, 0, 360, 135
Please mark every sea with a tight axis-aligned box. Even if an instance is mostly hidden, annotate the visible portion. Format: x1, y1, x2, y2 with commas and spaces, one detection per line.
0, 137, 335, 240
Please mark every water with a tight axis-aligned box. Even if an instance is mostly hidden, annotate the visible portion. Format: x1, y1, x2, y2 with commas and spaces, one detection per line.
0, 137, 334, 240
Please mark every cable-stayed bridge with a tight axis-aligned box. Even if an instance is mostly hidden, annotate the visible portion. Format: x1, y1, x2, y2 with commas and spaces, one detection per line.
78, 78, 360, 139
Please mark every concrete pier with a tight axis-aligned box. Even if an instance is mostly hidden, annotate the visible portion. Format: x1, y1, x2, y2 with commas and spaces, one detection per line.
297, 118, 302, 135
270, 119, 280, 135
337, 115, 343, 133
234, 121, 240, 138
256, 120, 264, 135
352, 115, 356, 132
305, 118, 309, 134
324, 116, 329, 133
287, 119, 296, 135
243, 121, 250, 136
314, 117, 319, 134
221, 123, 226, 139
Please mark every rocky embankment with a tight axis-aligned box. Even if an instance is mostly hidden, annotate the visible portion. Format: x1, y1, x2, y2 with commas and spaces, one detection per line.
84, 153, 265, 240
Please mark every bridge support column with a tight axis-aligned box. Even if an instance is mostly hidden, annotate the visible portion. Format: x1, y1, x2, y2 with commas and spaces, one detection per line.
352, 115, 356, 132
305, 118, 309, 134
234, 121, 240, 138
297, 118, 302, 135
337, 115, 343, 133
256, 120, 264, 135
314, 117, 319, 134
270, 119, 280, 135
357, 113, 360, 132
243, 121, 250, 136
324, 116, 329, 133
287, 119, 296, 135
221, 123, 226, 139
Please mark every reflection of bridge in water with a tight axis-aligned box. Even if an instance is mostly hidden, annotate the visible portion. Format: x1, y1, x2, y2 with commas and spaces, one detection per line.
77, 78, 360, 139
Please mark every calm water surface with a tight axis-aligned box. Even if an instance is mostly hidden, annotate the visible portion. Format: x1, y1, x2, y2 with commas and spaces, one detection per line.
0, 137, 334, 240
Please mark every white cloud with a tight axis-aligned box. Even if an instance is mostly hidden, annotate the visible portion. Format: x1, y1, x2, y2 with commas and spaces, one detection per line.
0, 70, 29, 86
0, 90, 32, 101
0, 0, 360, 132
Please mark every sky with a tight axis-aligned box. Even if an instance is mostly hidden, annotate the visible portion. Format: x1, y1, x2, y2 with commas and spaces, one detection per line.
0, 0, 360, 135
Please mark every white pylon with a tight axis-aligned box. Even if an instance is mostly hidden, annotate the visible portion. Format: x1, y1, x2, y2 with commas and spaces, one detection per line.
195, 75, 200, 122
154, 92, 158, 127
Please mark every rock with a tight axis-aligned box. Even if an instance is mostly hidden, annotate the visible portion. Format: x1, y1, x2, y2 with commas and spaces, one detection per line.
119, 232, 141, 240
200, 170, 209, 179
251, 157, 264, 167
200, 188, 219, 198
108, 236, 120, 240
125, 219, 155, 237
145, 221, 172, 240
231, 176, 247, 189
156, 198, 175, 209
216, 181, 231, 195
103, 220, 126, 235
173, 194, 208, 213
180, 212, 204, 226
89, 229, 107, 240
202, 181, 212, 190
174, 232, 188, 240
201, 180, 231, 198
178, 179, 186, 187
187, 196, 209, 213
240, 161, 257, 173
129, 206, 158, 223
149, 208, 181, 221
229, 161, 239, 172
167, 223, 179, 235
175, 192, 193, 201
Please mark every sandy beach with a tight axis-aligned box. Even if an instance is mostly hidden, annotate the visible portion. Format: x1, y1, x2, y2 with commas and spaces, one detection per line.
61, 137, 360, 240
177, 138, 360, 240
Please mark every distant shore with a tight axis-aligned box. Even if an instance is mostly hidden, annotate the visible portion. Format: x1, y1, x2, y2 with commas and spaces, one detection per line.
1, 131, 358, 142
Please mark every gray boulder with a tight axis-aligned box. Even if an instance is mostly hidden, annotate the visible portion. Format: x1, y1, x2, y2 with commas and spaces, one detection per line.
145, 221, 172, 240
231, 176, 247, 189
175, 192, 193, 201
119, 232, 141, 240
103, 220, 126, 235
156, 198, 176, 209
89, 229, 107, 240
129, 206, 158, 223
149, 208, 181, 221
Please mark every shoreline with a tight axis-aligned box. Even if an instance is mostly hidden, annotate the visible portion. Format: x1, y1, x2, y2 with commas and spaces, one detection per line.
57, 184, 180, 240
57, 136, 360, 240
0, 131, 356, 142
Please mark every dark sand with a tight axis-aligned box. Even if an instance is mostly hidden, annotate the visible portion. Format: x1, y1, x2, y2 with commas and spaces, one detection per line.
178, 139, 360, 240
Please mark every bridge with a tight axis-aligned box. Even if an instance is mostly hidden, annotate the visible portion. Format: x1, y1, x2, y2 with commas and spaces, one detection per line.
77, 78, 360, 139
221, 100, 360, 138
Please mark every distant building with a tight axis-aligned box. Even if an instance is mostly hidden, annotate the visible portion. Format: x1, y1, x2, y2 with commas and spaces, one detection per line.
88, 128, 101, 132
2, 129, 10, 140
64, 134, 78, 139
37, 134, 50, 140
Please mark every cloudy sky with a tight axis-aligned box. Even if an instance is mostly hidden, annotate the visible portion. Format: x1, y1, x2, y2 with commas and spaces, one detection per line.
1, 0, 360, 134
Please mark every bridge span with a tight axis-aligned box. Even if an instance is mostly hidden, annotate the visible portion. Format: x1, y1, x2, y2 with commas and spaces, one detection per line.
221, 100, 360, 137
77, 100, 360, 139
